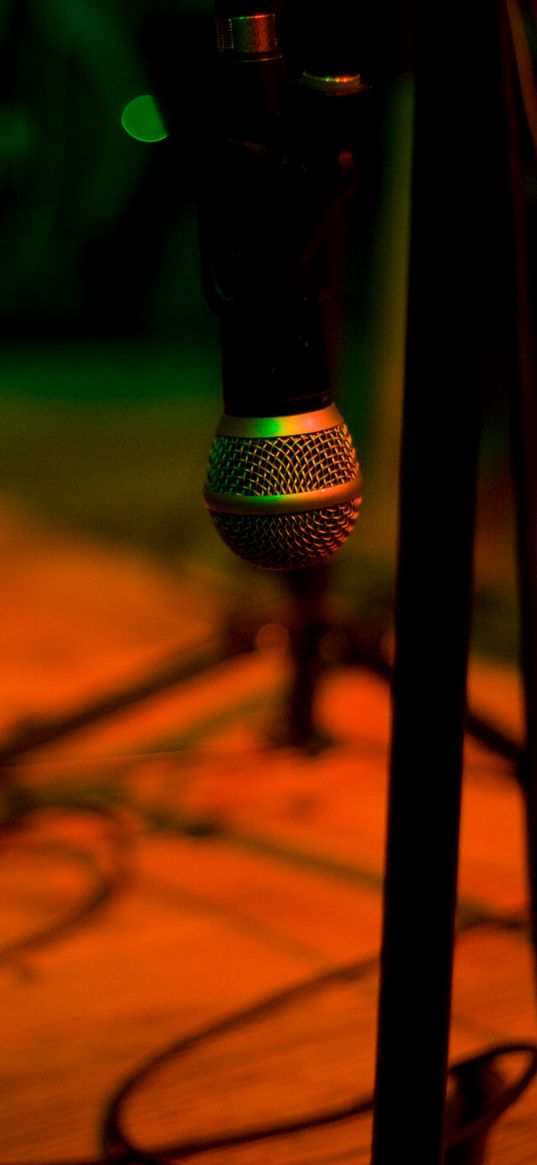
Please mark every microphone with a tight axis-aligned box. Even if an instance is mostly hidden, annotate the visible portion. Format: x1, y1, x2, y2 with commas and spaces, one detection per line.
200, 2, 363, 570
204, 404, 362, 571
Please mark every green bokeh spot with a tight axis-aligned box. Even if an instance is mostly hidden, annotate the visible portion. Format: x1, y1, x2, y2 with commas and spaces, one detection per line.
121, 95, 168, 143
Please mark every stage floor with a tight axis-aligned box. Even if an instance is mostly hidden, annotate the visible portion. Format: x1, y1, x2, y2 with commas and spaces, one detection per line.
0, 500, 535, 1165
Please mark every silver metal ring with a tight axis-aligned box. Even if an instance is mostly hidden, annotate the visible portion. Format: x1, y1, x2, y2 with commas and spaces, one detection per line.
216, 13, 278, 56
299, 71, 369, 96
204, 473, 363, 515
215, 403, 344, 439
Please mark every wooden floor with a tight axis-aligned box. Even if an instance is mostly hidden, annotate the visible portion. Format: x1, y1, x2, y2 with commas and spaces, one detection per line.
0, 502, 535, 1165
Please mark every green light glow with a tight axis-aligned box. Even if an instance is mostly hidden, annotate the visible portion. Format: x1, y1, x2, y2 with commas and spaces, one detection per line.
0, 105, 37, 162
216, 405, 342, 440
121, 95, 168, 143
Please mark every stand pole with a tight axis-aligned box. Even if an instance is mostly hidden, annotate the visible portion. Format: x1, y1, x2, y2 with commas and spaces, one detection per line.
500, 0, 537, 991
371, 4, 504, 1162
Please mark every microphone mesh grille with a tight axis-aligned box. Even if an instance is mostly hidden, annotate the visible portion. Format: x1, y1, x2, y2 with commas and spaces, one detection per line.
205, 421, 361, 570
207, 423, 358, 496
211, 501, 360, 570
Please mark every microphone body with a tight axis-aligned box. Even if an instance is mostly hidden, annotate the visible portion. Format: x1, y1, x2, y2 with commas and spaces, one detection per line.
199, 4, 363, 569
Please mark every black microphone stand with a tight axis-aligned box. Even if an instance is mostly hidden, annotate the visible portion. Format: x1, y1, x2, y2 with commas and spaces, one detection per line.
372, 2, 537, 1163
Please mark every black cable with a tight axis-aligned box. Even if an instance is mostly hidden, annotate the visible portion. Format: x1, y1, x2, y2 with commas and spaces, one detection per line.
0, 792, 534, 1165
0, 802, 134, 964
0, 932, 532, 1165
99, 919, 537, 1164
447, 1041, 537, 1151
0, 627, 532, 1161
101, 956, 376, 1164
2, 1037, 536, 1165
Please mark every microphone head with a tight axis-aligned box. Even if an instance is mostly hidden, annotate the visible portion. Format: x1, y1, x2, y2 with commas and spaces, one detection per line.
203, 403, 362, 570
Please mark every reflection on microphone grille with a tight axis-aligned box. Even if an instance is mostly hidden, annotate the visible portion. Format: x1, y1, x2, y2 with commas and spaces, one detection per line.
203, 412, 362, 570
